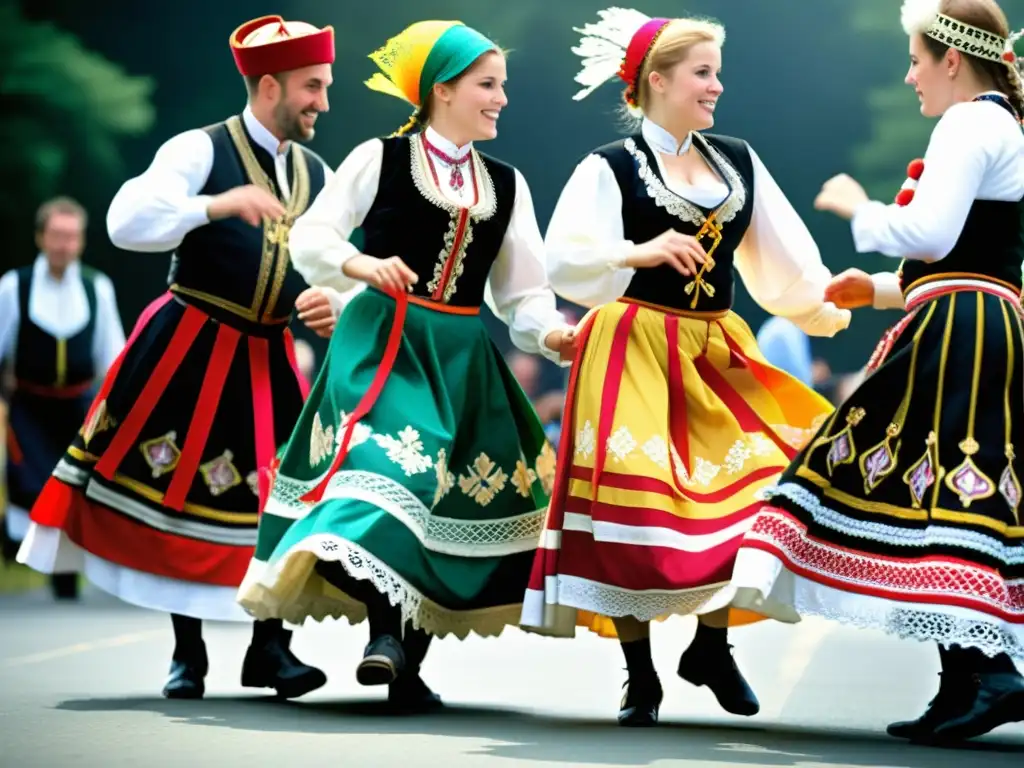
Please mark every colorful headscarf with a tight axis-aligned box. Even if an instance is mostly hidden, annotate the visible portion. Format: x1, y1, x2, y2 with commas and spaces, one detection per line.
365, 20, 498, 134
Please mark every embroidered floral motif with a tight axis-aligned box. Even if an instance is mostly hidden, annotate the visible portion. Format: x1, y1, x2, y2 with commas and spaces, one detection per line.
458, 453, 508, 506
642, 435, 670, 469
139, 431, 181, 479
607, 426, 637, 462
337, 411, 373, 451
372, 426, 434, 477
309, 412, 335, 467
749, 433, 776, 456
690, 456, 721, 487
575, 420, 596, 460
511, 458, 538, 498
199, 450, 242, 496
535, 443, 556, 495
433, 448, 455, 509
725, 440, 752, 475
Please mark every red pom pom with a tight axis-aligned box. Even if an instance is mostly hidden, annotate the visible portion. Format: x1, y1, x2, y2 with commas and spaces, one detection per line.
1004, 51, 1016, 63
907, 158, 925, 180
895, 188, 915, 206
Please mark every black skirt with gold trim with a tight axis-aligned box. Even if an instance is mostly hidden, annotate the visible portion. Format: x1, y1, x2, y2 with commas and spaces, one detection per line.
733, 278, 1024, 659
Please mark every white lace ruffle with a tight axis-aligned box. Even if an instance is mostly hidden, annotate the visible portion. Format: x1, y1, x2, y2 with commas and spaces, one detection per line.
237, 534, 521, 640
546, 574, 732, 624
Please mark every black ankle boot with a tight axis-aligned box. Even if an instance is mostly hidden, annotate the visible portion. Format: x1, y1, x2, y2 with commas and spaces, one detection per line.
619, 674, 664, 727
930, 649, 1024, 743
357, 634, 406, 686
887, 645, 973, 741
389, 625, 442, 712
164, 614, 207, 699
240, 620, 327, 699
617, 637, 662, 726
678, 623, 759, 716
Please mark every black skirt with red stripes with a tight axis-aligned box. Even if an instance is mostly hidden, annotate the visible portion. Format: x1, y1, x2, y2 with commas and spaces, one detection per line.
29, 292, 309, 587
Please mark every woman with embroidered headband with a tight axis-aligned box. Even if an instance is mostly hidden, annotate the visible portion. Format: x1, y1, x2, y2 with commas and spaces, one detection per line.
236, 20, 574, 711
729, 0, 1024, 746
519, 8, 850, 727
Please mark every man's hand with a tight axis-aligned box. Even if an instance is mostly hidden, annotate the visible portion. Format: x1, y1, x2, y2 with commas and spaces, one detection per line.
206, 185, 285, 226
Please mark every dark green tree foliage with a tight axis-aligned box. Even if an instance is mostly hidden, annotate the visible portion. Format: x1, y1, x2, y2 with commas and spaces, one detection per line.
0, 2, 155, 271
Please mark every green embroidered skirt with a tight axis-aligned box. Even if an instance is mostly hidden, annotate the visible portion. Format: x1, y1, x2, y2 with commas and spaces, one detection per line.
238, 288, 555, 638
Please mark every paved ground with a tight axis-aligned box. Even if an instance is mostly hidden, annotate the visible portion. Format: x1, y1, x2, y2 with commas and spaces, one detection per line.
1, 586, 1022, 767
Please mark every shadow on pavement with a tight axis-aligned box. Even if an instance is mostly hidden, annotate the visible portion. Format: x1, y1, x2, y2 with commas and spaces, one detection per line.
56, 695, 1024, 766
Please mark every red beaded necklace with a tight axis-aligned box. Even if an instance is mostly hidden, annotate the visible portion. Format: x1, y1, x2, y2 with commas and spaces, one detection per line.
422, 133, 473, 196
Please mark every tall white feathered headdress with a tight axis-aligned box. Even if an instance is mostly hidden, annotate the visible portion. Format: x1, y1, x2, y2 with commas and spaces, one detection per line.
570, 7, 667, 102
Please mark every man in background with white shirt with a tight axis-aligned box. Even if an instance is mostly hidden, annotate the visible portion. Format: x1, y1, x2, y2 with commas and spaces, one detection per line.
0, 197, 125, 600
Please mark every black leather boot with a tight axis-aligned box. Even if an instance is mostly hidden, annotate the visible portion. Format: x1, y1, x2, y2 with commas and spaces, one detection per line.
930, 650, 1024, 743
677, 622, 759, 716
389, 625, 442, 712
618, 674, 664, 727
240, 619, 327, 699
163, 614, 207, 699
887, 645, 973, 741
357, 634, 406, 686
617, 637, 662, 726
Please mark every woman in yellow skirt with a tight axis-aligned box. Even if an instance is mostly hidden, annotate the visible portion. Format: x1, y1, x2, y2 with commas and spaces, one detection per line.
519, 8, 851, 726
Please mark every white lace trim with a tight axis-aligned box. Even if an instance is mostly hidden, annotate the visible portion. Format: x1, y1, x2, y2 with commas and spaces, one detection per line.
731, 557, 1024, 660
409, 133, 497, 221
546, 573, 731, 623
766, 481, 1024, 564
265, 469, 546, 557
625, 134, 747, 227
238, 537, 521, 640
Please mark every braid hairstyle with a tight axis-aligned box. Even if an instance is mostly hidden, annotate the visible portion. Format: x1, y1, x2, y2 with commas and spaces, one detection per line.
1002, 44, 1024, 120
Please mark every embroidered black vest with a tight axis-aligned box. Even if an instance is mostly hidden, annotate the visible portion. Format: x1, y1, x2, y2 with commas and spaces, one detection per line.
171, 115, 327, 332
359, 133, 516, 308
14, 265, 98, 388
596, 132, 755, 313
899, 95, 1024, 295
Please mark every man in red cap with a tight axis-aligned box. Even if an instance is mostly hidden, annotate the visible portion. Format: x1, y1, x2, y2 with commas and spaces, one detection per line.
17, 15, 354, 700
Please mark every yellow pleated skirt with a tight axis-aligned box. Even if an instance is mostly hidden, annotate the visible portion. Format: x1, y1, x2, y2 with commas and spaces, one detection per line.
521, 299, 834, 638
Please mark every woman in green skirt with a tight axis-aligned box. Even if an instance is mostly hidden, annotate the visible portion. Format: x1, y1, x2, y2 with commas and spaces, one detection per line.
237, 19, 574, 710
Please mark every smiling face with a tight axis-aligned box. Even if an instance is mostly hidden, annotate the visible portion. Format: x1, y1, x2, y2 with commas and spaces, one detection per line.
647, 40, 723, 131
269, 63, 333, 142
432, 50, 508, 142
905, 33, 956, 117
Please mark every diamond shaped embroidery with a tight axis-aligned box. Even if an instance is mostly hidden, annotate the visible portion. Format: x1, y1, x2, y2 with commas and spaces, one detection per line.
139, 431, 181, 479
199, 450, 242, 497
826, 430, 854, 476
906, 454, 935, 508
944, 457, 994, 508
860, 437, 898, 494
999, 463, 1021, 523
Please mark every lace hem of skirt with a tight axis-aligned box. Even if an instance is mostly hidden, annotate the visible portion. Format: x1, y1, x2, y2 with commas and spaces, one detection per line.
238, 534, 520, 640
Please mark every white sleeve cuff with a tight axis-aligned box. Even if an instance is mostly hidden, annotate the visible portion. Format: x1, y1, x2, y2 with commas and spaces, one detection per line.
871, 272, 906, 310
